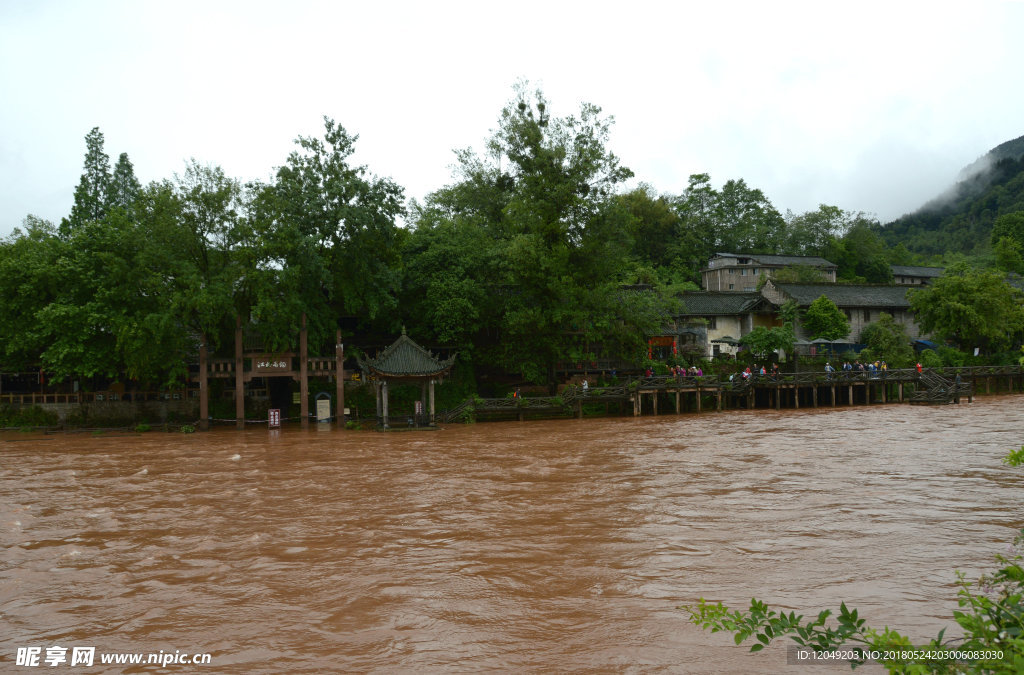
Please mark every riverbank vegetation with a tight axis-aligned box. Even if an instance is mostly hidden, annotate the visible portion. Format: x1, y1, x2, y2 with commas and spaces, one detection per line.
685, 446, 1024, 673
3, 84, 1024, 393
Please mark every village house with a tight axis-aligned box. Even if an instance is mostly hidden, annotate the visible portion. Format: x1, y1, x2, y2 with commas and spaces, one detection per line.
760, 280, 921, 343
891, 265, 944, 286
701, 253, 837, 291
672, 291, 778, 358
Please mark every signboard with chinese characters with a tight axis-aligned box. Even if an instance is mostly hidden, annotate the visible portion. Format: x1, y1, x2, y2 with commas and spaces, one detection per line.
269, 409, 281, 428
254, 356, 291, 374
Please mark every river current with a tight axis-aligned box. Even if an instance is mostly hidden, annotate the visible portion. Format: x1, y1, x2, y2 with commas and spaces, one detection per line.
3, 397, 1023, 673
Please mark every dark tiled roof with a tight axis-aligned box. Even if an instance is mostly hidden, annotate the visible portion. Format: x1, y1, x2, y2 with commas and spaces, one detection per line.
678, 292, 767, 315
891, 265, 944, 277
773, 283, 911, 308
713, 253, 837, 268
358, 331, 456, 377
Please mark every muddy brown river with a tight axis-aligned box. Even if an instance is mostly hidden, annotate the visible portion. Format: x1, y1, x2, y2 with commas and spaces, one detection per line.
3, 397, 1023, 673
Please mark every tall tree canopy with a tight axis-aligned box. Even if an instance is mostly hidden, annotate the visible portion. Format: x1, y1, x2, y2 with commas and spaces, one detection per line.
406, 86, 675, 384
248, 117, 406, 349
908, 263, 1024, 353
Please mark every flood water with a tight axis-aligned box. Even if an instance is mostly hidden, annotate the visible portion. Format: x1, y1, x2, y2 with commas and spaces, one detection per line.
3, 397, 1024, 673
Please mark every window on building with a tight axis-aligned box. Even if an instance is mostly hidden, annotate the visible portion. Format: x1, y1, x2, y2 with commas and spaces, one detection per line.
705, 317, 717, 329
740, 268, 747, 276
863, 309, 871, 322
728, 283, 734, 290
738, 258, 749, 264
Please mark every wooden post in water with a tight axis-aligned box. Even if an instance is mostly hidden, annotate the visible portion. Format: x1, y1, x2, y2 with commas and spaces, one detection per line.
336, 330, 345, 429
899, 382, 904, 402
675, 391, 680, 414
300, 313, 309, 430
235, 316, 244, 430
199, 334, 209, 431
652, 391, 658, 416
812, 385, 818, 408
696, 385, 702, 414
848, 384, 854, 406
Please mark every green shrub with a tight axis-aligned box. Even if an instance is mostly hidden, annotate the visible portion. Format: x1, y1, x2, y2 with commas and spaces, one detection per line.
685, 446, 1024, 673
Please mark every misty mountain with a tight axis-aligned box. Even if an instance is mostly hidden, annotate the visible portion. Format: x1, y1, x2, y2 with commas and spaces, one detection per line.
880, 134, 1024, 256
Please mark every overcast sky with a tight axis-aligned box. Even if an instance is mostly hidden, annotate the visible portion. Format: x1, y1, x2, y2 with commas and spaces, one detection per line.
2, 0, 1023, 238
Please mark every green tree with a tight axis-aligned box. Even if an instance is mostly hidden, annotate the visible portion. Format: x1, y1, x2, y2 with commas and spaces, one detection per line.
248, 117, 406, 349
414, 85, 669, 385
990, 210, 1024, 248
782, 204, 849, 256
108, 152, 142, 212
993, 235, 1024, 274
802, 295, 850, 341
62, 127, 112, 235
909, 263, 1024, 353
859, 312, 914, 367
740, 325, 795, 360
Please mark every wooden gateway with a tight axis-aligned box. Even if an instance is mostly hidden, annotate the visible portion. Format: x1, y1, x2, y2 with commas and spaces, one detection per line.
358, 329, 456, 429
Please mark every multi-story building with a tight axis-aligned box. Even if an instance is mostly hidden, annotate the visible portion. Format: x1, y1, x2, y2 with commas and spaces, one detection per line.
702, 253, 837, 291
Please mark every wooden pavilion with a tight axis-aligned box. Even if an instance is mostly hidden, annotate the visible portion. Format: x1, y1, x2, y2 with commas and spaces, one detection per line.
358, 329, 456, 429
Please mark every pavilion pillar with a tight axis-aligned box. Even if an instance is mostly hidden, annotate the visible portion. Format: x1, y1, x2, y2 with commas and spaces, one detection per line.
375, 381, 381, 420
421, 381, 428, 425
199, 334, 209, 431
382, 380, 390, 429
336, 331, 345, 429
300, 313, 309, 429
235, 316, 244, 430
429, 379, 436, 424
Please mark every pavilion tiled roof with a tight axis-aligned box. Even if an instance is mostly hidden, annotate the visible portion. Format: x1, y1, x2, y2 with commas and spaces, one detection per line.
358, 330, 456, 377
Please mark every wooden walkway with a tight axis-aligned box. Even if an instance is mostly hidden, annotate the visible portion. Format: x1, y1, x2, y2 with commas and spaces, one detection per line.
438, 365, 1024, 422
